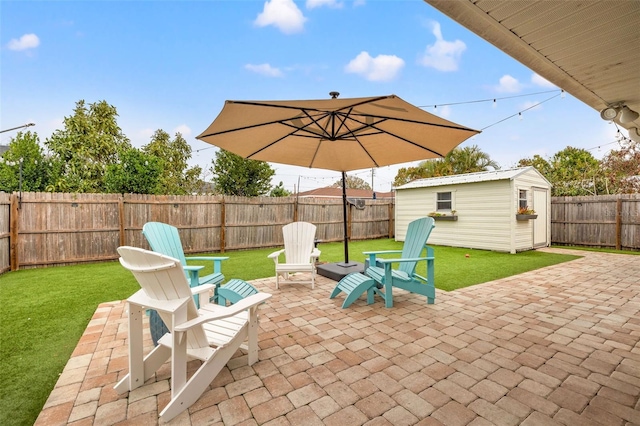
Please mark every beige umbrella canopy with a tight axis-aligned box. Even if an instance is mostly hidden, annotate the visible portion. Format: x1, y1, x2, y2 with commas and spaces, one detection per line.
197, 94, 479, 172
197, 93, 480, 276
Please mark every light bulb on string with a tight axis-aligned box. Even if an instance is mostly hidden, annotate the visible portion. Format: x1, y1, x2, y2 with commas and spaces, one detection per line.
493, 99, 497, 108
561, 90, 565, 99
518, 112, 523, 121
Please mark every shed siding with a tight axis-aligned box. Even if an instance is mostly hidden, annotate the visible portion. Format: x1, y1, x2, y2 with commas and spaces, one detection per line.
395, 167, 551, 253
396, 180, 513, 251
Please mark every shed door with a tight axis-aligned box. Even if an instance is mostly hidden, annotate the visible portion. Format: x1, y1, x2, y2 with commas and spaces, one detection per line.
533, 188, 548, 247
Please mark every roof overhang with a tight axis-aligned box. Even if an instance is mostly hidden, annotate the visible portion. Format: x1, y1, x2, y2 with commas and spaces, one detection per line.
424, 0, 640, 138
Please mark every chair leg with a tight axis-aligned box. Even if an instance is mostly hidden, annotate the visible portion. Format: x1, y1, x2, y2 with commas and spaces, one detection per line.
159, 330, 246, 422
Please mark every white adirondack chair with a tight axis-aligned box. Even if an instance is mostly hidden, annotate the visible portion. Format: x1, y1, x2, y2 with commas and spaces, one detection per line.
267, 221, 320, 289
114, 246, 271, 422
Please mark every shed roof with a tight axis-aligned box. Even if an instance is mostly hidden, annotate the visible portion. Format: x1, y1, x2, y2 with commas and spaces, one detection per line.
395, 167, 547, 190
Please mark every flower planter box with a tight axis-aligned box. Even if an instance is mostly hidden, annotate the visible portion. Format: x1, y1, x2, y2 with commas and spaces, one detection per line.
516, 214, 538, 220
432, 215, 458, 221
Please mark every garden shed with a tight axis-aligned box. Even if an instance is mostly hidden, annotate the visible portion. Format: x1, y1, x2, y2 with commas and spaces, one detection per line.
394, 167, 551, 253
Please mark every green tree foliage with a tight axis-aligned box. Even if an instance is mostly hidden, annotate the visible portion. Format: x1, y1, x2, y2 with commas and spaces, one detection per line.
269, 181, 291, 197
332, 175, 372, 190
517, 154, 552, 177
0, 131, 50, 192
520, 146, 603, 196
599, 140, 639, 194
45, 100, 131, 192
393, 145, 499, 186
104, 148, 163, 194
210, 149, 275, 196
143, 130, 202, 195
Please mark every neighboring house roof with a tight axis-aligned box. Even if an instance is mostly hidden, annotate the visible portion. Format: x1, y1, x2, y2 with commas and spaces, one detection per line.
395, 167, 550, 190
296, 186, 395, 199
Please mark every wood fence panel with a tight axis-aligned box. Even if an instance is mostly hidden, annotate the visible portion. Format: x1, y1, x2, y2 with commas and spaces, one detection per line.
223, 196, 295, 251
17, 192, 122, 268
0, 192, 10, 273
551, 194, 640, 250
298, 197, 347, 244
4, 191, 639, 273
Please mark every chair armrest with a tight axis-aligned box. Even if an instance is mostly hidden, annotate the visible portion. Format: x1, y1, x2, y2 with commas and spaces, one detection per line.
376, 256, 430, 264
268, 249, 285, 260
174, 293, 272, 330
311, 248, 321, 259
186, 256, 229, 274
362, 250, 403, 255
191, 284, 215, 297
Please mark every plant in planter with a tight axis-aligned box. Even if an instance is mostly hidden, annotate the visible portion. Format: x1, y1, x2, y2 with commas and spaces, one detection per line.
429, 210, 458, 221
516, 206, 537, 220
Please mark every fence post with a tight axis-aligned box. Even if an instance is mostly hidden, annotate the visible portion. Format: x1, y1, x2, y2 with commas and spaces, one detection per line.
616, 197, 622, 250
220, 197, 226, 253
388, 203, 394, 238
118, 196, 125, 247
9, 194, 19, 271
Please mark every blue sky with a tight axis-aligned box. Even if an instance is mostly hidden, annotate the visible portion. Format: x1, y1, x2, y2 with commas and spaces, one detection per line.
1, 0, 618, 192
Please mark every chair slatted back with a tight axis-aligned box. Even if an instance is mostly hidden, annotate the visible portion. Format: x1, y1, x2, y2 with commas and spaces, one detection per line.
282, 222, 317, 264
118, 246, 209, 349
142, 222, 188, 266
398, 217, 435, 276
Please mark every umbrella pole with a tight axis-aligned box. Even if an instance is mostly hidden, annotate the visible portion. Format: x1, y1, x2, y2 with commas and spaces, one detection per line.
341, 171, 349, 264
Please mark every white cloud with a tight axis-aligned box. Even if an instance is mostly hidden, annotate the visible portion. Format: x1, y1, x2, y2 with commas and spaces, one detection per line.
245, 63, 284, 77
7, 33, 40, 51
345, 51, 404, 82
173, 125, 192, 137
419, 22, 466, 72
495, 75, 523, 93
306, 0, 343, 9
254, 0, 307, 35
531, 73, 556, 88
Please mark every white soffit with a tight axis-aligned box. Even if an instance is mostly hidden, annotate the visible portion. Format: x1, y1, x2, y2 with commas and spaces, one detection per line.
424, 0, 640, 129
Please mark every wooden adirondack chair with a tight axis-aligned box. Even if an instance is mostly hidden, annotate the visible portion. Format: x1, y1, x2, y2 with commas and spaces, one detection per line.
268, 221, 320, 289
364, 217, 436, 308
115, 246, 271, 422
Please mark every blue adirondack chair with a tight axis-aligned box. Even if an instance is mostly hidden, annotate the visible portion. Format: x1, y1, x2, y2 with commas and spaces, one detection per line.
364, 216, 436, 308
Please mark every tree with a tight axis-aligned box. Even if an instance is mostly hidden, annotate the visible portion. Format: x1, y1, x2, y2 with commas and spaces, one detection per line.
332, 175, 372, 190
393, 145, 499, 186
517, 154, 552, 177
143, 130, 202, 195
45, 100, 131, 192
0, 131, 50, 192
270, 181, 291, 197
210, 149, 275, 196
548, 146, 603, 196
104, 148, 163, 194
600, 140, 640, 194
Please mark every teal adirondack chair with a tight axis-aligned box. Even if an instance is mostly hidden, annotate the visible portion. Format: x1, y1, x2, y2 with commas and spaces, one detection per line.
364, 217, 436, 308
142, 222, 228, 292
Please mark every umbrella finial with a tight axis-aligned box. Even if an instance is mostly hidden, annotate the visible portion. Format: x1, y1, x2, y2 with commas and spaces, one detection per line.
329, 91, 340, 99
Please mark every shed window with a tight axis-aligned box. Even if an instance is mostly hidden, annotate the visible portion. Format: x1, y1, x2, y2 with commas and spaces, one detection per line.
518, 190, 528, 209
436, 192, 452, 211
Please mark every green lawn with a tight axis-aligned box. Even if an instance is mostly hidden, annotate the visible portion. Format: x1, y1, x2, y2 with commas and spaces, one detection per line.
0, 240, 581, 426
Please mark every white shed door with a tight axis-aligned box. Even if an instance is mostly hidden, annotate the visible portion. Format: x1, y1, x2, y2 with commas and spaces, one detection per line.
533, 188, 548, 247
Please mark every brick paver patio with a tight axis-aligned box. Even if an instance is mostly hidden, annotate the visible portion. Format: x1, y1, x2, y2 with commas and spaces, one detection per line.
35, 248, 640, 425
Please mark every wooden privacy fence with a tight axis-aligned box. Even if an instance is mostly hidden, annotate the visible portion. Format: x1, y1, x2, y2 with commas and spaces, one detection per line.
551, 194, 640, 251
0, 192, 394, 272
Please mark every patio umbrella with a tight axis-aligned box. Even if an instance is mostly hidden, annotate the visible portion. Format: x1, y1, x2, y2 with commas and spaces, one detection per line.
197, 93, 480, 278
